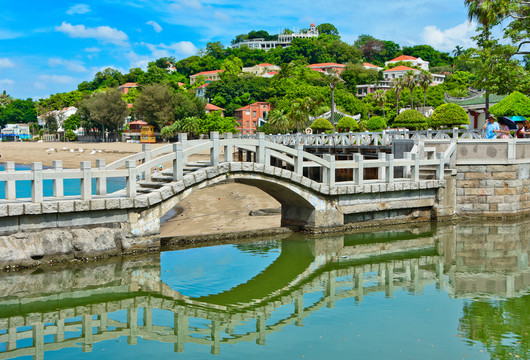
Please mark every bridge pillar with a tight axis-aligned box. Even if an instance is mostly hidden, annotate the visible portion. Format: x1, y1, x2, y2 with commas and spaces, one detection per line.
7, 326, 16, 350
81, 315, 93, 352
354, 271, 364, 303
294, 293, 304, 326
211, 320, 221, 355
174, 312, 188, 353
143, 307, 153, 332
325, 270, 336, 308
281, 205, 343, 229
33, 322, 44, 360
127, 308, 138, 345
256, 314, 266, 346
55, 319, 65, 342
385, 264, 394, 298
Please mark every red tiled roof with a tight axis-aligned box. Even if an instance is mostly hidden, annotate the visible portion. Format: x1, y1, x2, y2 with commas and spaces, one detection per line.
388, 55, 417, 62
363, 62, 379, 68
129, 120, 147, 125
119, 82, 138, 88
205, 103, 224, 111
127, 104, 133, 108
197, 83, 210, 88
235, 102, 271, 111
267, 71, 279, 75
191, 70, 224, 76
258, 63, 274, 67
307, 63, 345, 68
383, 66, 417, 72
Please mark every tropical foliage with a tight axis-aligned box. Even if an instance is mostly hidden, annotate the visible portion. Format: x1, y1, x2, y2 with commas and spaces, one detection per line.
310, 118, 333, 133
489, 91, 530, 117
392, 109, 428, 130
366, 116, 387, 131
336, 117, 360, 132
429, 103, 470, 129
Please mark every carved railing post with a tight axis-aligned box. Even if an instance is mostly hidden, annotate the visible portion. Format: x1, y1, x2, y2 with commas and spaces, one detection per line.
411, 153, 419, 182
210, 131, 220, 166
4, 161, 16, 200
354, 153, 364, 185
378, 152, 386, 181
142, 143, 151, 182
386, 154, 394, 183
323, 154, 335, 186
126, 160, 137, 198
52, 160, 64, 198
80, 161, 92, 200
223, 133, 233, 162
294, 144, 304, 175
31, 162, 43, 203
403, 152, 411, 178
173, 143, 183, 181
178, 133, 188, 163
256, 132, 266, 164
95, 159, 106, 195
436, 153, 445, 180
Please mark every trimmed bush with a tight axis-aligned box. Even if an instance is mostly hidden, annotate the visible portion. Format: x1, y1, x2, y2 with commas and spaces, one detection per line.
429, 103, 469, 129
310, 118, 333, 133
336, 117, 360, 132
490, 91, 530, 117
366, 116, 387, 131
392, 109, 428, 130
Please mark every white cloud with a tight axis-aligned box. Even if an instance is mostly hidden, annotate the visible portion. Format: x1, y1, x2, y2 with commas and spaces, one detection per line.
0, 79, 14, 86
37, 74, 77, 84
55, 22, 129, 46
422, 21, 477, 52
0, 29, 22, 40
0, 58, 15, 68
146, 20, 163, 33
67, 4, 91, 15
169, 0, 202, 11
48, 58, 87, 72
213, 11, 231, 22
142, 41, 199, 58
84, 47, 101, 53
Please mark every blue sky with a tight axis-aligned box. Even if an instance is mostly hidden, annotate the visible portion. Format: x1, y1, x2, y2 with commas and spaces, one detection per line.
0, 0, 478, 100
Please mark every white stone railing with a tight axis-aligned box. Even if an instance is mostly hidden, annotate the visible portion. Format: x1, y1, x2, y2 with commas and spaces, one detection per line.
0, 132, 450, 204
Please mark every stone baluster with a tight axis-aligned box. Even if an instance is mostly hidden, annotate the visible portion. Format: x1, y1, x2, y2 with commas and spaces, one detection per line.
265, 148, 271, 167
378, 152, 386, 181
403, 152, 411, 178
52, 160, 64, 198
127, 308, 138, 345
31, 162, 43, 203
256, 132, 266, 164
142, 143, 151, 182
323, 154, 335, 186
354, 153, 363, 185
294, 144, 304, 175
80, 161, 92, 200
173, 143, 183, 181
178, 133, 188, 164
95, 159, 106, 195
210, 131, 220, 166
174, 312, 188, 353
386, 154, 394, 183
436, 153, 445, 180
4, 161, 16, 200
33, 322, 44, 360
82, 315, 93, 352
125, 160, 137, 198
411, 153, 419, 182
223, 132, 233, 162
452, 127, 458, 140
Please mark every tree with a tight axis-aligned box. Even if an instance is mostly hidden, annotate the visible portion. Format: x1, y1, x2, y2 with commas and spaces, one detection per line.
391, 109, 428, 130
402, 71, 417, 109
453, 45, 465, 57
198, 111, 238, 134
392, 77, 405, 116
429, 103, 470, 129
78, 88, 128, 141
372, 90, 387, 122
133, 84, 176, 129
366, 116, 387, 131
0, 98, 36, 126
317, 23, 339, 37
63, 114, 80, 131
310, 118, 333, 133
289, 97, 320, 133
489, 91, 530, 117
336, 117, 360, 132
320, 70, 343, 130
418, 71, 433, 108
267, 108, 290, 133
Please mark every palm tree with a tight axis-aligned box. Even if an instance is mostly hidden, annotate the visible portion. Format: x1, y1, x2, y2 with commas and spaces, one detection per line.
453, 45, 464, 57
268, 109, 290, 133
180, 117, 200, 139
402, 71, 417, 109
373, 90, 387, 122
289, 97, 320, 133
320, 70, 344, 130
418, 72, 433, 109
392, 78, 404, 117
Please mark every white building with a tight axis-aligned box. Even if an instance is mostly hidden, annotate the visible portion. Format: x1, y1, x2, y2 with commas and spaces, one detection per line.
383, 66, 421, 81
242, 63, 281, 76
1, 123, 31, 140
231, 23, 319, 51
385, 55, 430, 71
37, 106, 77, 127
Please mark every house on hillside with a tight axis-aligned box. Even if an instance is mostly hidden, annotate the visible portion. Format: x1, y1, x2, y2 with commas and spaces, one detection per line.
307, 63, 346, 74
242, 63, 281, 76
1, 123, 31, 141
383, 66, 422, 81
37, 107, 77, 127
119, 82, 138, 94
231, 23, 319, 51
205, 103, 225, 116
235, 102, 271, 135
363, 62, 383, 71
195, 82, 209, 99
385, 55, 430, 71
190, 70, 224, 85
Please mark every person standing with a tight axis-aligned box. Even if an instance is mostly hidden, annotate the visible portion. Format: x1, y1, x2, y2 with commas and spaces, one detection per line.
483, 116, 500, 139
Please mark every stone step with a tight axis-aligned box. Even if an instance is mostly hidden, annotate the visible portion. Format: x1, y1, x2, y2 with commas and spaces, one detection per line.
138, 181, 165, 189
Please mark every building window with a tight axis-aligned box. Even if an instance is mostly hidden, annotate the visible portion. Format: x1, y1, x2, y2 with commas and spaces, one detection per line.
253, 111, 256, 118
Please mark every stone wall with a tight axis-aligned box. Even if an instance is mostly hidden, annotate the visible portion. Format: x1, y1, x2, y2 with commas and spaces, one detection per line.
455, 164, 530, 217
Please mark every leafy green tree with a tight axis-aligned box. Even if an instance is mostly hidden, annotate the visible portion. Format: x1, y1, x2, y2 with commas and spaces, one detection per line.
44, 113, 58, 133
65, 129, 77, 141
0, 98, 36, 126
267, 108, 290, 133
133, 83, 176, 129
392, 109, 428, 130
418, 71, 433, 108
402, 71, 418, 109
392, 78, 405, 116
175, 92, 206, 120
198, 111, 238, 134
336, 117, 360, 132
320, 70, 343, 130
372, 90, 387, 122
220, 57, 243, 76
310, 117, 333, 133
78, 88, 128, 141
429, 103, 470, 129
317, 23, 339, 37
366, 116, 387, 131
63, 114, 80, 131
489, 91, 530, 117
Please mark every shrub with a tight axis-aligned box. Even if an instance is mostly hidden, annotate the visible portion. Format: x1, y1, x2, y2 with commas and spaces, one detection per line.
336, 117, 360, 132
65, 129, 77, 141
310, 118, 333, 133
490, 91, 530, 117
429, 103, 469, 129
366, 116, 387, 131
391, 109, 428, 130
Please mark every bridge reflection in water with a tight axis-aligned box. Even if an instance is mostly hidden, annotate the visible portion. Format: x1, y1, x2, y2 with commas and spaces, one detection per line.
0, 221, 528, 359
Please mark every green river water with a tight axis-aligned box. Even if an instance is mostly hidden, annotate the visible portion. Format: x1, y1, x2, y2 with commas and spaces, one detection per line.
0, 220, 528, 360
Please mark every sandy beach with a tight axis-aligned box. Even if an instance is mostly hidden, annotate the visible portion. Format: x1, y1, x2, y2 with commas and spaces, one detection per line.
0, 141, 280, 236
